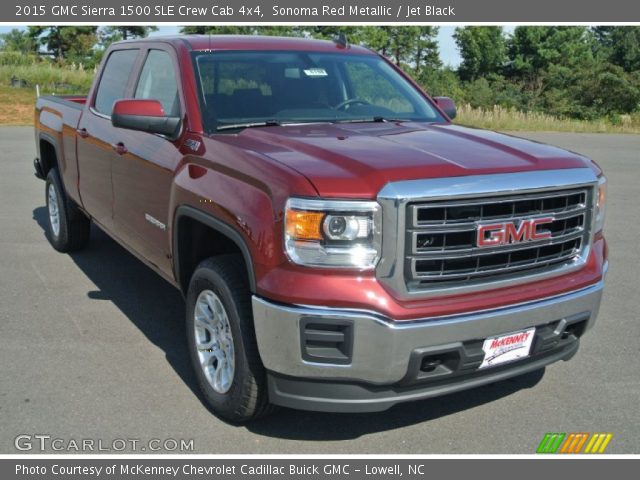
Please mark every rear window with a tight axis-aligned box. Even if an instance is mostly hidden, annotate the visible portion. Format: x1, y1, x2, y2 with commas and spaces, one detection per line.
94, 49, 139, 116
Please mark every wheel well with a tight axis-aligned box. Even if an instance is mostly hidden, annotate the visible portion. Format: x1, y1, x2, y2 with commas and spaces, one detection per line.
175, 213, 255, 295
39, 139, 58, 175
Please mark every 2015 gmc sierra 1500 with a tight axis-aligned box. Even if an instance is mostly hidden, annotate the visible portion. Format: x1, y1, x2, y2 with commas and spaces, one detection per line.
34, 35, 608, 422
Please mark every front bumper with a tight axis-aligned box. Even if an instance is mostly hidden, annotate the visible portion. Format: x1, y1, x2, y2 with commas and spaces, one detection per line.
252, 279, 604, 412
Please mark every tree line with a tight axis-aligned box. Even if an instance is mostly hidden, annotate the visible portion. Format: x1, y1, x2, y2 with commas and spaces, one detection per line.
1, 26, 639, 120
0, 27, 158, 65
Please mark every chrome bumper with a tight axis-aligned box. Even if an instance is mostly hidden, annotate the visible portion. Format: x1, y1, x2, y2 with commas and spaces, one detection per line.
252, 280, 604, 386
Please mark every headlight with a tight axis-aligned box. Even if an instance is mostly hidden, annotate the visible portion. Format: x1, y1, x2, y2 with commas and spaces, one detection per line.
595, 175, 607, 232
284, 198, 381, 268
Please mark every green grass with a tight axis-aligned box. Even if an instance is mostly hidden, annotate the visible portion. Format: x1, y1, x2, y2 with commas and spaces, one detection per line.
0, 62, 92, 125
456, 104, 640, 134
0, 64, 93, 94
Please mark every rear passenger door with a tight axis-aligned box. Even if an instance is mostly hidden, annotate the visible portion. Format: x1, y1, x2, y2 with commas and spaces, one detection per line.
77, 48, 140, 230
111, 47, 183, 275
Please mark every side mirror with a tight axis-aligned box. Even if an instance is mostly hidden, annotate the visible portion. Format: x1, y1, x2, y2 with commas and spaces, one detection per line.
111, 99, 180, 138
434, 96, 457, 120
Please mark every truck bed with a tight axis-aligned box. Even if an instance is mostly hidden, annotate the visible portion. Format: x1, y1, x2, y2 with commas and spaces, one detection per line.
35, 95, 88, 205
37, 95, 87, 110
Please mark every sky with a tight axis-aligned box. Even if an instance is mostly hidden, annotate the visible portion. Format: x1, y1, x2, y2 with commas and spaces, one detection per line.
0, 25, 515, 67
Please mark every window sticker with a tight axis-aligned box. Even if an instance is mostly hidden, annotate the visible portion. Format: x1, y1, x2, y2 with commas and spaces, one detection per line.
303, 68, 328, 77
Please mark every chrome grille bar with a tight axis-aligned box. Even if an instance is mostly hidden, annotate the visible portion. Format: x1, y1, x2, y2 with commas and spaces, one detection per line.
411, 188, 587, 227
412, 228, 584, 258
411, 239, 581, 280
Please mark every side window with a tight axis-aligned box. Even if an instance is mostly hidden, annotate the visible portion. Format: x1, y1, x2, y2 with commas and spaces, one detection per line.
94, 49, 139, 116
135, 50, 180, 116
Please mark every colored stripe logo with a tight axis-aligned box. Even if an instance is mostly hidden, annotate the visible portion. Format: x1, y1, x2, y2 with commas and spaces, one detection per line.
537, 433, 613, 454
537, 433, 565, 453
584, 433, 614, 453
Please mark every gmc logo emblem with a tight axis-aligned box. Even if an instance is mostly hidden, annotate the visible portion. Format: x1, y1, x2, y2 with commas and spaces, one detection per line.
477, 217, 554, 248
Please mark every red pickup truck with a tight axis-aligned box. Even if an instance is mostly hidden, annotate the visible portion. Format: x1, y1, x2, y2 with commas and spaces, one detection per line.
34, 35, 608, 422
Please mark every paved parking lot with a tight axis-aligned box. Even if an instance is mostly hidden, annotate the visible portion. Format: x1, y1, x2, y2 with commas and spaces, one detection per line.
0, 127, 638, 453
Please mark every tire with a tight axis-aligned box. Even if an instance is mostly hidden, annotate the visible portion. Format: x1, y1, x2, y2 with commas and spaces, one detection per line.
45, 168, 90, 252
186, 255, 272, 422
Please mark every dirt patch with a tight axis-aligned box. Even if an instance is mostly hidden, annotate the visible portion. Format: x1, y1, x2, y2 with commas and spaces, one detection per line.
0, 87, 36, 125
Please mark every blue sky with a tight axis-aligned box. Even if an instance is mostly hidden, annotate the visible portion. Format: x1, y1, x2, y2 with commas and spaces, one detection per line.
0, 25, 510, 67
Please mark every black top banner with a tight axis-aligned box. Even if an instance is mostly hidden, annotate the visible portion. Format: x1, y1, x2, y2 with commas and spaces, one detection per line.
7, 0, 640, 22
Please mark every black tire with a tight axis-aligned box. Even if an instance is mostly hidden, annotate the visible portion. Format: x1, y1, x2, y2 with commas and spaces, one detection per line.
45, 168, 90, 252
186, 255, 273, 422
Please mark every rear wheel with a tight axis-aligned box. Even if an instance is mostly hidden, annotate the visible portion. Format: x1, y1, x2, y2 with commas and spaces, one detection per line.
186, 255, 272, 422
45, 168, 90, 252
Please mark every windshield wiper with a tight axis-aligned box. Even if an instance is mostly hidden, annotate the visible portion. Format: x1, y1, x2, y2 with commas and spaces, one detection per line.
216, 120, 282, 131
334, 117, 409, 124
216, 117, 409, 131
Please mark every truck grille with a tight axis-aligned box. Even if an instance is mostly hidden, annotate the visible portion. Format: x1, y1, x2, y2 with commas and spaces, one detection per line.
405, 188, 591, 288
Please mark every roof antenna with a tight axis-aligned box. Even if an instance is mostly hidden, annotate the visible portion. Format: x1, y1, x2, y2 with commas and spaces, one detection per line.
333, 33, 349, 48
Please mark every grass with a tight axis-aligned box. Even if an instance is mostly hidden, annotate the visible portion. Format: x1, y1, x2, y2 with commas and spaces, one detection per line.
0, 62, 92, 125
0, 64, 93, 93
456, 104, 640, 134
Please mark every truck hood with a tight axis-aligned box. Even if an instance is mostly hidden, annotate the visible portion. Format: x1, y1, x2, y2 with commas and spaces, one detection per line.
218, 122, 592, 198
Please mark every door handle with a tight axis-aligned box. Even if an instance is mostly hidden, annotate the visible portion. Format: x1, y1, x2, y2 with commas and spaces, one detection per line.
111, 142, 128, 155
76, 128, 89, 138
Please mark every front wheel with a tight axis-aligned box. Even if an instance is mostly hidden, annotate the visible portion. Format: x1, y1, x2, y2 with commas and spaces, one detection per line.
186, 255, 272, 422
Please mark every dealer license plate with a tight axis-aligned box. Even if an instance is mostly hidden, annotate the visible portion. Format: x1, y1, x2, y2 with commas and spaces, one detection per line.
479, 328, 536, 369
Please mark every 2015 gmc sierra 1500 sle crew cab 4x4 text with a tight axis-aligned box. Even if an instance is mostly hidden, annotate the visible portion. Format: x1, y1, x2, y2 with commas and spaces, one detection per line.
33, 35, 608, 422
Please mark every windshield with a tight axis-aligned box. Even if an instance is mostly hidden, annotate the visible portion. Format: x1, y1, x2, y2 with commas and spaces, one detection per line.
191, 50, 446, 132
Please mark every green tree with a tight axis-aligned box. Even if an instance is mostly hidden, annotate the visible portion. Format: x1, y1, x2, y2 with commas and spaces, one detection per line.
359, 27, 441, 72
100, 26, 158, 43
579, 63, 640, 116
0, 28, 37, 54
506, 27, 596, 113
507, 27, 594, 80
28, 26, 97, 61
454, 27, 506, 81
180, 26, 299, 36
305, 26, 366, 42
418, 67, 463, 100
462, 77, 497, 109
593, 26, 640, 73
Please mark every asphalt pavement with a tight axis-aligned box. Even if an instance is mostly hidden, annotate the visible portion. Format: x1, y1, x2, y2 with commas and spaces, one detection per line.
0, 127, 638, 454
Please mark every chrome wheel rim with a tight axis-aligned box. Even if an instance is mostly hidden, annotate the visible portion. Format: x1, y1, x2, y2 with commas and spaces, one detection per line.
194, 289, 235, 394
47, 183, 60, 238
